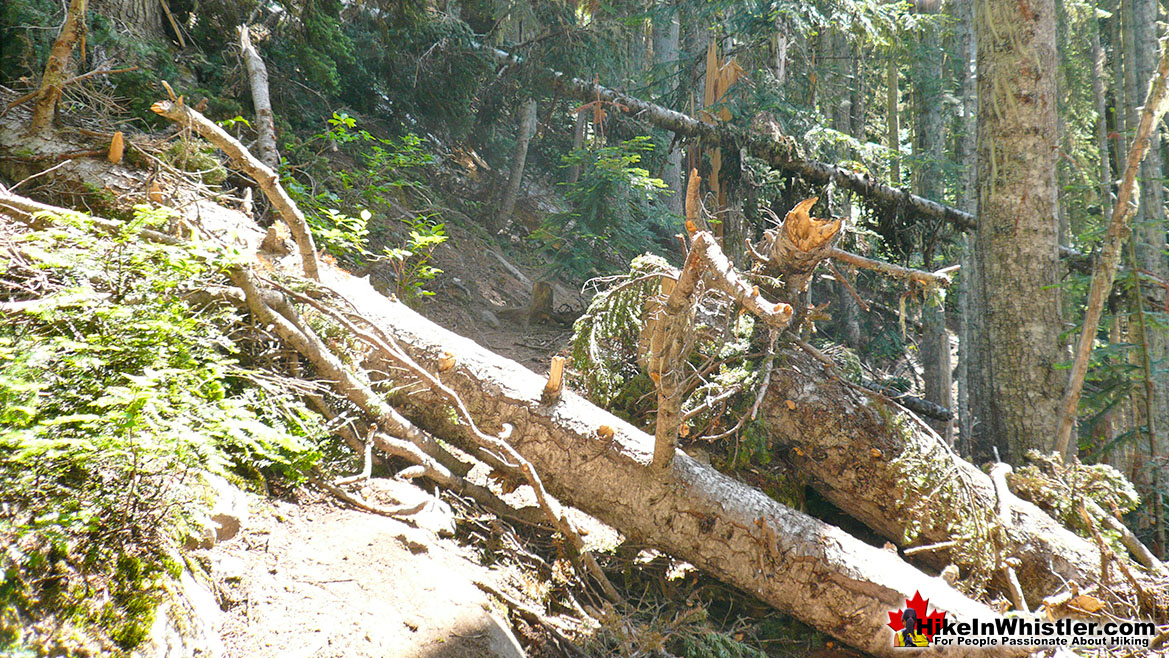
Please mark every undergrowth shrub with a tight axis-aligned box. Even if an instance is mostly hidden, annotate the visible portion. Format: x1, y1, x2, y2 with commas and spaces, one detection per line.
0, 207, 324, 656
536, 136, 671, 278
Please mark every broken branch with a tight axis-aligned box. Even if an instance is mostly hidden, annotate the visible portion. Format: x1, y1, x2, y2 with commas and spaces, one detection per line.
151, 97, 321, 280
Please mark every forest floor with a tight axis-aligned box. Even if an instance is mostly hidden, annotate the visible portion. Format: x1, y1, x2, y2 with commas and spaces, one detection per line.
203, 484, 531, 658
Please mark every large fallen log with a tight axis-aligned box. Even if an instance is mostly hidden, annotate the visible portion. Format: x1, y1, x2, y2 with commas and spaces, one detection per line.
760, 347, 1165, 602
318, 269, 1028, 658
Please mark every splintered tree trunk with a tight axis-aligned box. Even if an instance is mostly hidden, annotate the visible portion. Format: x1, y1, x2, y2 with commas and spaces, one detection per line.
971, 0, 1065, 461
29, 0, 87, 137
496, 99, 538, 234
320, 274, 1027, 658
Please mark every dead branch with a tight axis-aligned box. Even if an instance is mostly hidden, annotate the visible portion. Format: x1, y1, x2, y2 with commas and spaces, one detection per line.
828, 247, 952, 289
237, 26, 279, 170
649, 231, 792, 470
4, 66, 139, 117
310, 472, 427, 519
1055, 35, 1169, 458
28, 0, 87, 136
151, 97, 320, 280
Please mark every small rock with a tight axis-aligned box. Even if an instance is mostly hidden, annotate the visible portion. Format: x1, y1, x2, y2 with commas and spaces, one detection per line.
478, 308, 501, 329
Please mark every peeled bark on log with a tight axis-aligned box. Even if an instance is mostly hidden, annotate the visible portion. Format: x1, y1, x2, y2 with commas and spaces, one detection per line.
319, 270, 1025, 658
238, 26, 279, 170
760, 347, 1160, 602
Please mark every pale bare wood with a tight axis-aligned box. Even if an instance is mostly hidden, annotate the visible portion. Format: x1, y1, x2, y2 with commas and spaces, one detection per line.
151, 98, 320, 279
238, 26, 278, 169
542, 356, 565, 403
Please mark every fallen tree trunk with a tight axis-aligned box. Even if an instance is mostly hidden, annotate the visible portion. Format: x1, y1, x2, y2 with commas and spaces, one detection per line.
483, 44, 976, 232
2, 185, 1030, 655
760, 347, 1163, 602
318, 269, 1027, 658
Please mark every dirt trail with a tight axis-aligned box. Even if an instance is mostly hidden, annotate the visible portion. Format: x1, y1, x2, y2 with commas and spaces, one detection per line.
203, 481, 527, 658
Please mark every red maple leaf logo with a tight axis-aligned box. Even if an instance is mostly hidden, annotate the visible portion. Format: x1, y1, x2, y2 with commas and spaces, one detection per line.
887, 591, 947, 640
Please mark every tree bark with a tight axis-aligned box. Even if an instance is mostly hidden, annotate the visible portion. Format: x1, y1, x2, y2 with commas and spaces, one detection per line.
886, 56, 901, 186
914, 12, 952, 441
239, 26, 279, 171
652, 3, 684, 217
318, 271, 1029, 658
496, 98, 538, 233
970, 0, 1065, 461
955, 0, 977, 455
29, 0, 87, 137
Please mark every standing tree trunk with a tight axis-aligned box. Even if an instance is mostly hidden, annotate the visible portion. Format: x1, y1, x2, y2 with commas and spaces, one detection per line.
1131, 0, 1169, 454
915, 9, 953, 441
971, 0, 1065, 461
1129, 0, 1168, 553
239, 26, 279, 171
886, 56, 901, 185
1089, 3, 1113, 223
29, 0, 87, 137
496, 99, 538, 234
955, 0, 978, 456
652, 2, 684, 217
92, 0, 165, 41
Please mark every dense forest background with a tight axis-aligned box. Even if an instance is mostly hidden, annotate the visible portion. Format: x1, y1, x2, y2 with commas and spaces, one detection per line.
3, 0, 1169, 655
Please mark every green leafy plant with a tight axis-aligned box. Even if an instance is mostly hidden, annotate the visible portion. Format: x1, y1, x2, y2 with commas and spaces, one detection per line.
0, 207, 324, 655
378, 213, 447, 304
537, 136, 670, 277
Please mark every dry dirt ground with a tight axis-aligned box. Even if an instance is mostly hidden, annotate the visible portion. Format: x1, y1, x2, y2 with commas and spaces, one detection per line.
202, 481, 532, 658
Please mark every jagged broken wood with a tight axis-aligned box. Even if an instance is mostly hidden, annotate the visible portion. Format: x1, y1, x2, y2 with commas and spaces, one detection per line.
330, 270, 1029, 658
151, 96, 321, 280
648, 230, 793, 470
